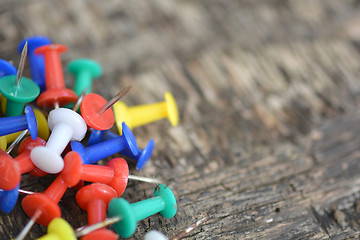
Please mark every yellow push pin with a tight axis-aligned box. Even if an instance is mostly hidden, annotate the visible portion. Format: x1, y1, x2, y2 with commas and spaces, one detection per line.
113, 92, 179, 134
35, 218, 76, 240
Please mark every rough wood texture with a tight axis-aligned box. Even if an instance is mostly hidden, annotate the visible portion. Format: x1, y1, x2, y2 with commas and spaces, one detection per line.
2, 0, 360, 239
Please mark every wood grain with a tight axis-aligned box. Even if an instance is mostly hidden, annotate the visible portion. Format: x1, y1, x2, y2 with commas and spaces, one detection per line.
2, 0, 360, 239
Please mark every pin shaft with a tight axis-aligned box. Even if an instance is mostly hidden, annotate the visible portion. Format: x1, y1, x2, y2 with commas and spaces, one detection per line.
72, 87, 88, 112
18, 189, 35, 195
128, 174, 163, 184
74, 216, 121, 237
6, 129, 28, 154
15, 209, 41, 240
97, 86, 131, 115
15, 41, 28, 87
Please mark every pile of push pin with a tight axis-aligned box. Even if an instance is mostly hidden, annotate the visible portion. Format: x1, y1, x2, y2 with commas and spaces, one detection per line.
0, 36, 207, 239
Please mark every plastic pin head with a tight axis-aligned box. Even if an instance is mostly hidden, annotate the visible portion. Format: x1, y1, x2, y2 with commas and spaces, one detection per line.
113, 91, 179, 134
108, 184, 177, 238
68, 59, 102, 96
35, 44, 77, 107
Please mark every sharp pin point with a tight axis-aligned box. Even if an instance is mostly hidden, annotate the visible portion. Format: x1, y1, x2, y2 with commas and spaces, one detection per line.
97, 86, 131, 115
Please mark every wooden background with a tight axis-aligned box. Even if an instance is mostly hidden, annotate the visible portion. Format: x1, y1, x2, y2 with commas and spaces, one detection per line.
2, 0, 360, 239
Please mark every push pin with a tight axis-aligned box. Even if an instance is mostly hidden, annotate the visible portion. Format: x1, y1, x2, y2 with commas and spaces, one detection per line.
108, 184, 177, 238
113, 92, 179, 134
61, 152, 161, 196
0, 184, 20, 213
0, 42, 40, 116
0, 59, 17, 77
71, 184, 176, 238
34, 44, 77, 108
144, 216, 208, 240
0, 186, 37, 214
0, 108, 50, 151
68, 58, 102, 96
31, 107, 87, 173
0, 137, 46, 190
35, 218, 76, 240
21, 175, 69, 227
71, 122, 138, 165
0, 105, 38, 140
88, 129, 154, 170
17, 36, 52, 92
61, 152, 128, 196
76, 183, 118, 240
80, 86, 130, 130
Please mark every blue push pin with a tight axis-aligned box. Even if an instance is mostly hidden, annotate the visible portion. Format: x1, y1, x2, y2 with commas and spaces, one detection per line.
87, 129, 105, 146
0, 59, 17, 114
17, 36, 52, 92
88, 129, 154, 170
0, 184, 19, 213
71, 122, 138, 165
0, 106, 37, 140
0, 59, 16, 78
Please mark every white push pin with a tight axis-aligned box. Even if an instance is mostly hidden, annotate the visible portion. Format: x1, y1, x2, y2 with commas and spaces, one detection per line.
144, 216, 208, 240
30, 108, 87, 173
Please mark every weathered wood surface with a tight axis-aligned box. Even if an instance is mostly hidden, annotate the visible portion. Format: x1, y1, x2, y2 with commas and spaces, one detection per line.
2, 0, 360, 239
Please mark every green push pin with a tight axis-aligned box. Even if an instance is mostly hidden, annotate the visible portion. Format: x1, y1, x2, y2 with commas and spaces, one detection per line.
0, 42, 40, 116
108, 184, 177, 238
68, 59, 102, 96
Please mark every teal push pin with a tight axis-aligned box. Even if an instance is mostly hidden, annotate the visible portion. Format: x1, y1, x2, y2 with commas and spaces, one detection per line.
108, 184, 177, 238
68, 59, 102, 96
0, 42, 40, 116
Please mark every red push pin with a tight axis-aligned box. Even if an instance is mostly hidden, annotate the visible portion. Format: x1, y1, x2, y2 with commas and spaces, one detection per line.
34, 44, 77, 108
80, 86, 131, 130
21, 175, 68, 227
0, 137, 46, 190
60, 152, 128, 196
76, 183, 118, 240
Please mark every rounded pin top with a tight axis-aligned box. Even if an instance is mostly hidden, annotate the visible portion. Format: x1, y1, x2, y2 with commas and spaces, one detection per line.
34, 44, 67, 55
0, 59, 16, 78
154, 184, 177, 219
144, 230, 168, 240
113, 101, 131, 133
164, 92, 179, 127
122, 122, 138, 156
68, 59, 102, 78
76, 183, 117, 211
136, 139, 155, 170
81, 93, 114, 130
0, 149, 19, 190
22, 193, 61, 226
24, 106, 38, 140
33, 109, 50, 140
47, 108, 87, 141
0, 184, 20, 213
106, 158, 129, 196
45, 218, 77, 240
108, 198, 136, 238
61, 151, 83, 187
17, 36, 51, 54
0, 75, 40, 103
